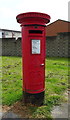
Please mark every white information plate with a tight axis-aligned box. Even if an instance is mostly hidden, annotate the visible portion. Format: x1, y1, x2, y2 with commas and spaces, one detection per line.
32, 40, 40, 54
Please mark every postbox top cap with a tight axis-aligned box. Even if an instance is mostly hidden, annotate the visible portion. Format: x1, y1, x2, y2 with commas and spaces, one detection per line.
16, 12, 51, 25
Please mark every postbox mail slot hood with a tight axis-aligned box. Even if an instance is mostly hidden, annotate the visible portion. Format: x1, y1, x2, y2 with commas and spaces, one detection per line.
16, 12, 51, 26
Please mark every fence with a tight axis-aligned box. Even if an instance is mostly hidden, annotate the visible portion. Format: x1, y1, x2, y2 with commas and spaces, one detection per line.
1, 32, 70, 57
2, 38, 21, 56
46, 32, 69, 57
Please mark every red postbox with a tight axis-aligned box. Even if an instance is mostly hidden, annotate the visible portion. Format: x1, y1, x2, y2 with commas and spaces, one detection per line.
16, 12, 50, 105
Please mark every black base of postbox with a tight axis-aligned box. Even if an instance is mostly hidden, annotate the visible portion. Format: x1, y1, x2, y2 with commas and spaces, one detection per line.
23, 91, 44, 106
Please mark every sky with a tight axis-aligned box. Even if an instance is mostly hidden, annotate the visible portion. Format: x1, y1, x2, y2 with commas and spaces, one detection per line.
0, 0, 69, 31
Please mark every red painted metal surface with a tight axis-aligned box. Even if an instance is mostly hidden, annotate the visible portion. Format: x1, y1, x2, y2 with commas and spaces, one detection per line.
16, 12, 50, 94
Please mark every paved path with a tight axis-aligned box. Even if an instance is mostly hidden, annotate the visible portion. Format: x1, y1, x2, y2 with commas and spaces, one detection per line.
51, 91, 70, 119
51, 103, 68, 119
0, 111, 20, 119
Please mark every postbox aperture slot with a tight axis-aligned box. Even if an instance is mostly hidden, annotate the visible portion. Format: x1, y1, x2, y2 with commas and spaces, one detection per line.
32, 40, 41, 54
29, 30, 42, 34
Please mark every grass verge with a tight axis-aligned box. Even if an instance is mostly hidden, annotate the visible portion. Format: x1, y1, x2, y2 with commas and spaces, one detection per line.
2, 56, 69, 118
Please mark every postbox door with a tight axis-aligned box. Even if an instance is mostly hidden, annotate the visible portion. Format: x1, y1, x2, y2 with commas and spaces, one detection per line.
28, 36, 45, 93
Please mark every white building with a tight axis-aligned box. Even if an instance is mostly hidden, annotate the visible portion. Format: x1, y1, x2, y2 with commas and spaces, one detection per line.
0, 29, 21, 40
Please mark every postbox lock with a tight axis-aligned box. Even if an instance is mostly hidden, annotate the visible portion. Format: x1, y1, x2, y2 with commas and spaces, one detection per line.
40, 63, 44, 66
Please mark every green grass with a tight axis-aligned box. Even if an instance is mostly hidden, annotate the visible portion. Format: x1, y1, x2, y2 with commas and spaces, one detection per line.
1, 56, 69, 118
2, 56, 22, 105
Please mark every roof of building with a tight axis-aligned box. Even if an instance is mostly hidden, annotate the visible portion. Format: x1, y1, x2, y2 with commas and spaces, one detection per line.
0, 28, 21, 33
47, 19, 70, 26
46, 19, 70, 36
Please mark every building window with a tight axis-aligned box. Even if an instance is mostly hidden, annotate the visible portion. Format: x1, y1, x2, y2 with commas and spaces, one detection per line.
5, 32, 8, 35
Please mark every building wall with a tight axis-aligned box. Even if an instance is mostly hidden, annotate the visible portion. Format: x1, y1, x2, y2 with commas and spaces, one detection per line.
0, 30, 2, 38
1, 32, 70, 57
0, 29, 21, 39
0, 38, 2, 56
46, 20, 70, 36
